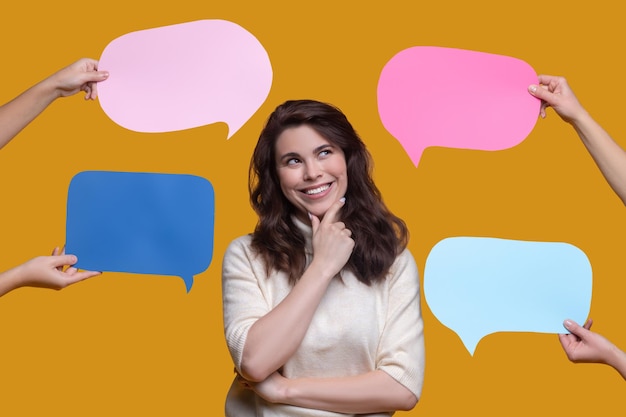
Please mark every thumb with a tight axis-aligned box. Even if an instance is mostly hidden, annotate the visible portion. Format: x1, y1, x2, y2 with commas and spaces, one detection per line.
50, 254, 78, 268
84, 70, 109, 82
528, 84, 551, 101
563, 319, 589, 339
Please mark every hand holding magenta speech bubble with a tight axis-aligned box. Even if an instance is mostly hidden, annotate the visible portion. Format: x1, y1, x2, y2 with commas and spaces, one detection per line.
377, 47, 540, 167
65, 171, 215, 292
97, 20, 272, 137
424, 237, 592, 355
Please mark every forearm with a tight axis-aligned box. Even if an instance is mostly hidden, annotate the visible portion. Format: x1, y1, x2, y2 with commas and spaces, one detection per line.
605, 345, 626, 381
570, 112, 626, 204
280, 370, 417, 414
0, 264, 25, 297
0, 76, 61, 150
241, 261, 333, 381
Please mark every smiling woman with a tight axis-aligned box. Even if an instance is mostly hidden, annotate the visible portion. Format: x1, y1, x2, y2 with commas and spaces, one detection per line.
221, 99, 424, 416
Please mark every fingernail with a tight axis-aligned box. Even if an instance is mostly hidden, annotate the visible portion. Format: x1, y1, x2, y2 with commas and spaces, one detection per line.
563, 319, 573, 329
307, 212, 312, 220
529, 85, 537, 93
339, 197, 346, 203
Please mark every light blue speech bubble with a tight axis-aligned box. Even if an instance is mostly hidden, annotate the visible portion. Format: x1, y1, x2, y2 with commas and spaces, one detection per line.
65, 171, 215, 292
424, 237, 592, 355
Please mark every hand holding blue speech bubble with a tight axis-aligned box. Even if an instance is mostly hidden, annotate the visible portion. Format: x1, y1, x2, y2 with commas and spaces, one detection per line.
424, 237, 592, 355
65, 171, 215, 292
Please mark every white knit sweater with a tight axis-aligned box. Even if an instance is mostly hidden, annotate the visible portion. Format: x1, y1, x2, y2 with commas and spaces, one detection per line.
222, 218, 425, 416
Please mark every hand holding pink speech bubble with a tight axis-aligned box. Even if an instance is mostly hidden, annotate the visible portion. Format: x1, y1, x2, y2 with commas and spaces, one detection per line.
377, 47, 540, 167
98, 20, 272, 137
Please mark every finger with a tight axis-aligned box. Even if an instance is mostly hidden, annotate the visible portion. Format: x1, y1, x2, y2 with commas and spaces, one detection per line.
78, 71, 108, 100
83, 84, 93, 100
558, 334, 579, 361
540, 101, 548, 119
583, 318, 593, 330
51, 247, 64, 271
537, 74, 561, 86
558, 333, 572, 350
320, 197, 346, 226
76, 57, 99, 71
64, 270, 101, 286
65, 264, 101, 277
236, 373, 252, 389
90, 82, 99, 100
309, 212, 321, 234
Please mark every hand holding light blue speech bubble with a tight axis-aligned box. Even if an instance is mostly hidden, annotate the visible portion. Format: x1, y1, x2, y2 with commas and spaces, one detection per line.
65, 171, 215, 292
424, 237, 592, 355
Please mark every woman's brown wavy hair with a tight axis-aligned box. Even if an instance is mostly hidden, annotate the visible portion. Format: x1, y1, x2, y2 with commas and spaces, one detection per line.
249, 99, 408, 285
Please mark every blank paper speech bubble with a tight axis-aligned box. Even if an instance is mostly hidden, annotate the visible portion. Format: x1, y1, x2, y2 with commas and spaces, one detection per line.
377, 47, 540, 167
98, 20, 272, 137
424, 237, 592, 355
66, 171, 215, 292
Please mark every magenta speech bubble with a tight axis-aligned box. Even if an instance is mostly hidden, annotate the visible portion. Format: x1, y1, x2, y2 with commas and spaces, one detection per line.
98, 20, 273, 137
377, 47, 540, 167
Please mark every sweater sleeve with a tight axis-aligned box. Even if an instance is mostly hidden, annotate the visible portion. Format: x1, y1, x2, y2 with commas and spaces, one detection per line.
375, 249, 425, 399
222, 236, 270, 371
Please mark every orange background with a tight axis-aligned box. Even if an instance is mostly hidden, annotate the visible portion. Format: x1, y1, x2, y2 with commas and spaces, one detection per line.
1, 1, 624, 415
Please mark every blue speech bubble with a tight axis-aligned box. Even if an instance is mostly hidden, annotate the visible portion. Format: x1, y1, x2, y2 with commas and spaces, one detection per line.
65, 171, 215, 292
424, 237, 592, 355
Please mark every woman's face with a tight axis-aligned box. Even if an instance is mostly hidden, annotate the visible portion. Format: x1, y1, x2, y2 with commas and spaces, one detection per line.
275, 125, 348, 222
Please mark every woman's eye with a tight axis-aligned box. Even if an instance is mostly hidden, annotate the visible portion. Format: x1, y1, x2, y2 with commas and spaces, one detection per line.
287, 158, 300, 165
319, 149, 331, 157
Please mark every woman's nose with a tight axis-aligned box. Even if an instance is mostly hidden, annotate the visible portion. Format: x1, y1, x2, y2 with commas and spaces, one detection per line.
303, 161, 322, 180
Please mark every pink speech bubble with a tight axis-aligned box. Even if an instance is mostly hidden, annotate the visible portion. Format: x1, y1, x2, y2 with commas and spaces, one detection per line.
377, 47, 540, 167
98, 20, 272, 137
